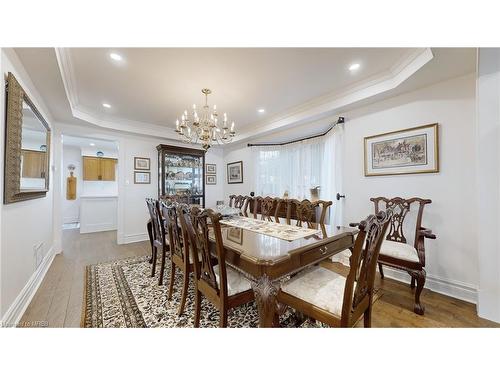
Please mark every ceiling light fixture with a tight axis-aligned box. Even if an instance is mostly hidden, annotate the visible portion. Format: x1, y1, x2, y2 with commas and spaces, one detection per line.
90, 143, 95, 146
109, 53, 123, 61
349, 63, 361, 71
257, 108, 265, 113
102, 103, 111, 108
175, 88, 236, 150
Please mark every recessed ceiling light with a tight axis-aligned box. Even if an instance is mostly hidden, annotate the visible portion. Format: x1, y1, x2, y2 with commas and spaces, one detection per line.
257, 108, 265, 113
89, 143, 95, 146
109, 53, 123, 61
102, 103, 111, 108
349, 63, 361, 71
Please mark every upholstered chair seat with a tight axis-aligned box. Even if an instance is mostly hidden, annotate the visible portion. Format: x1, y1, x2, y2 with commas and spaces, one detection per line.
379, 240, 419, 263
213, 266, 252, 296
281, 266, 350, 317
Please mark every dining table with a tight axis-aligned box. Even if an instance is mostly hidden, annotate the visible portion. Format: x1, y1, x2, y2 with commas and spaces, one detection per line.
209, 216, 358, 327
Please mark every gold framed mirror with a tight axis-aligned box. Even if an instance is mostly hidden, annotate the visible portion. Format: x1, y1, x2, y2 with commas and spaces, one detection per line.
4, 72, 51, 204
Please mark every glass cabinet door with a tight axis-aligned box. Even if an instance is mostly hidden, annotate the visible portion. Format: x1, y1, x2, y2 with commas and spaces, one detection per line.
158, 145, 205, 207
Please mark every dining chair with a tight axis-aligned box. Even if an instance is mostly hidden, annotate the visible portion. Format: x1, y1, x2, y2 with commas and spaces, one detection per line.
179, 207, 254, 327
228, 194, 248, 214
146, 198, 170, 284
277, 209, 392, 327
162, 203, 194, 316
285, 199, 333, 227
253, 196, 282, 222
370, 196, 435, 315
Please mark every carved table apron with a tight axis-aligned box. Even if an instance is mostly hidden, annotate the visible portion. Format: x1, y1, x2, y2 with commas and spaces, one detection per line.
210, 222, 357, 327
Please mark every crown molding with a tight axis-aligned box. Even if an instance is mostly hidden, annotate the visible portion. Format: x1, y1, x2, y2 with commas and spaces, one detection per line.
54, 47, 433, 145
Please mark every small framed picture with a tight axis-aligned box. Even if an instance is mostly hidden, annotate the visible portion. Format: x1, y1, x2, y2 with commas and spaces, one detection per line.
134, 157, 150, 170
226, 227, 243, 245
205, 163, 216, 174
134, 171, 151, 184
364, 123, 439, 176
206, 175, 216, 185
227, 161, 243, 184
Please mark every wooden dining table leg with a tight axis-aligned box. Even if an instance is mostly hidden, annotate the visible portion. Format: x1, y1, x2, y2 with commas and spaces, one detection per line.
252, 274, 280, 328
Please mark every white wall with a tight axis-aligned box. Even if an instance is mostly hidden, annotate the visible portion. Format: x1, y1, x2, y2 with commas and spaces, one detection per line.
223, 74, 479, 303
342, 74, 477, 301
476, 48, 500, 322
0, 48, 55, 322
223, 145, 255, 201
62, 145, 82, 223
204, 147, 225, 208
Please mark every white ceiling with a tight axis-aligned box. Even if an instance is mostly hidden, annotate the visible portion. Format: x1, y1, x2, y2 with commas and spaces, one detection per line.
68, 48, 415, 129
14, 47, 476, 143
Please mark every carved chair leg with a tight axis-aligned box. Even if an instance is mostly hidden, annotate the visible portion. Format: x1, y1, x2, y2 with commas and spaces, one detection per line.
194, 290, 201, 327
178, 269, 190, 316
410, 269, 426, 315
150, 246, 157, 277
167, 262, 176, 300
158, 246, 167, 286
378, 263, 384, 279
410, 276, 416, 289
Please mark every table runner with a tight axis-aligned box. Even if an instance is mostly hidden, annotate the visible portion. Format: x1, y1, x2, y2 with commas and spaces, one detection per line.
220, 216, 320, 241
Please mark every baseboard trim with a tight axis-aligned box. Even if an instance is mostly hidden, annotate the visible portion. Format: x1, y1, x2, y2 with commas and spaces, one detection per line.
123, 232, 149, 244
1, 246, 56, 327
331, 250, 478, 305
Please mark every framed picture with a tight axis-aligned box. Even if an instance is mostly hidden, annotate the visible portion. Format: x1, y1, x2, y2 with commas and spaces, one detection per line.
364, 123, 439, 177
134, 157, 150, 170
227, 161, 243, 184
226, 227, 243, 245
206, 175, 216, 185
205, 163, 216, 174
134, 171, 151, 184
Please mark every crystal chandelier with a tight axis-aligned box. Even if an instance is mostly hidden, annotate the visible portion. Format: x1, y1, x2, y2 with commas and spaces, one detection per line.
175, 88, 235, 150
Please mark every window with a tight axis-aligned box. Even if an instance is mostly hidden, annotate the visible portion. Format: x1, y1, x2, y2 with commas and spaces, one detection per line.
252, 124, 344, 226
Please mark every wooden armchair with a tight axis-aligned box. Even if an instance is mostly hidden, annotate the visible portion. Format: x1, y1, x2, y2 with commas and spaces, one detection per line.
145, 198, 169, 284
278, 210, 392, 327
179, 207, 254, 327
371, 197, 436, 315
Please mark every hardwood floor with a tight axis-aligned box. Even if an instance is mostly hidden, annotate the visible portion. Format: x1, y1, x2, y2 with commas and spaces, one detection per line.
20, 229, 498, 328
20, 229, 148, 327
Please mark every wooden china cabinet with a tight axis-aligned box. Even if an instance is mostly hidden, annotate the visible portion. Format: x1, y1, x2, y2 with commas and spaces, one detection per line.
157, 144, 206, 207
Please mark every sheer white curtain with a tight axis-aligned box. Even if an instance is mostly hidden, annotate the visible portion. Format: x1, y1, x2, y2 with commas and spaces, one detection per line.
253, 123, 344, 225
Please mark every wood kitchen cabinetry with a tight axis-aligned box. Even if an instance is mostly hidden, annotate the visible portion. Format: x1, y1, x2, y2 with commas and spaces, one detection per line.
21, 149, 47, 178
83, 156, 117, 181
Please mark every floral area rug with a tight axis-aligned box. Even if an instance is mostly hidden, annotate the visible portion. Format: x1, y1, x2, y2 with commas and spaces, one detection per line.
82, 255, 305, 328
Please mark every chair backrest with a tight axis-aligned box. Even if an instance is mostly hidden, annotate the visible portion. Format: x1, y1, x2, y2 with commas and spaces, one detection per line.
146, 198, 163, 244
162, 202, 189, 263
179, 207, 229, 299
285, 199, 333, 227
340, 209, 392, 326
253, 196, 282, 221
371, 196, 431, 248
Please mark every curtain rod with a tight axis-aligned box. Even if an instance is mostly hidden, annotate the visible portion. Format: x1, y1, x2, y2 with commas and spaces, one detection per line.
247, 117, 344, 147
